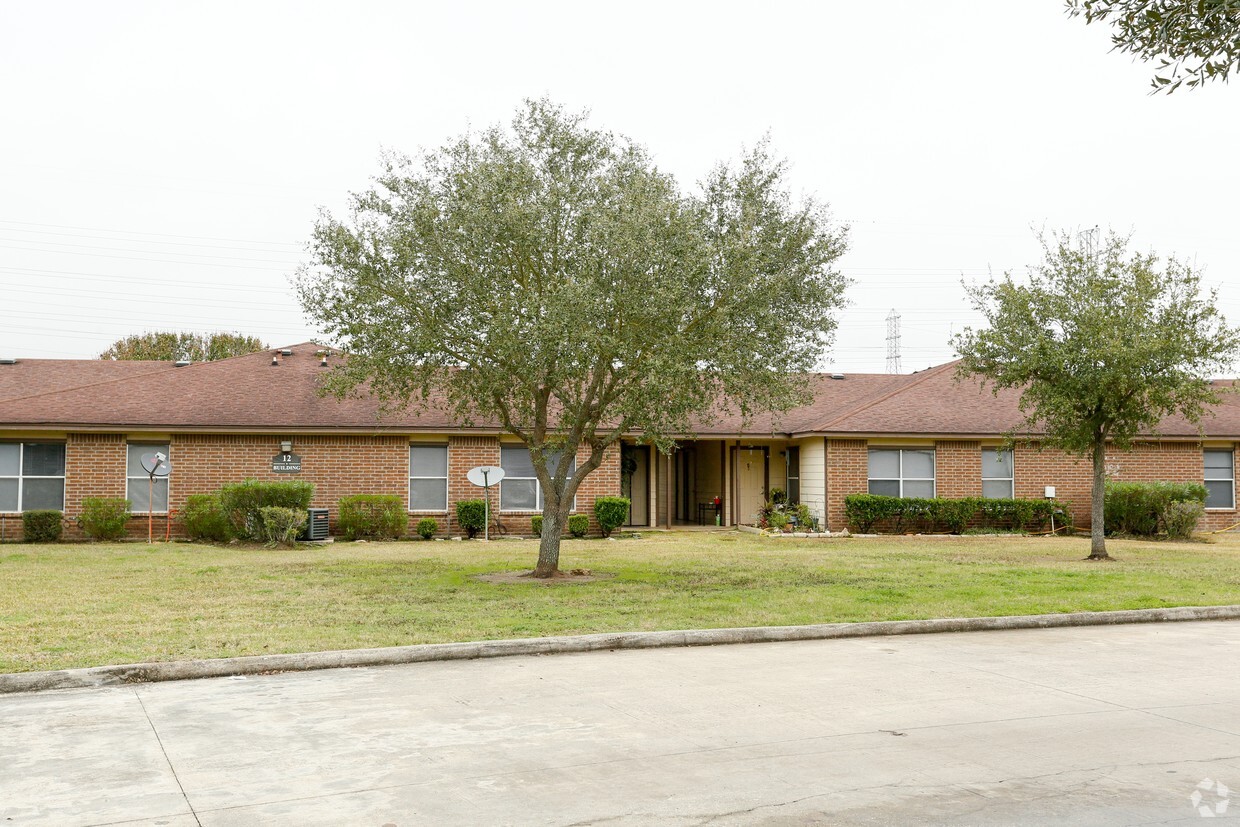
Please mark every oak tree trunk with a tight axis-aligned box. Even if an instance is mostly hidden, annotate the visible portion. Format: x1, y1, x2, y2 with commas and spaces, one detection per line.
1088, 430, 1110, 560
533, 492, 571, 578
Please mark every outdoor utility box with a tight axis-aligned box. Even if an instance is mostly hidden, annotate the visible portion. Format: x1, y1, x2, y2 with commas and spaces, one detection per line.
303, 508, 329, 540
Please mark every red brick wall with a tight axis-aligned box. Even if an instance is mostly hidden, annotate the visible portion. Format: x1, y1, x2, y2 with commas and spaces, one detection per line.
1, 434, 132, 541
0, 431, 624, 541
825, 439, 867, 531
822, 437, 1234, 533
171, 434, 410, 536
935, 440, 982, 499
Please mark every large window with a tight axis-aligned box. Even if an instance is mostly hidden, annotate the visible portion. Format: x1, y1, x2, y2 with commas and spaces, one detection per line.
500, 445, 575, 511
868, 448, 935, 498
982, 449, 1014, 499
0, 443, 65, 512
127, 443, 169, 513
1205, 449, 1234, 509
785, 447, 800, 504
409, 444, 448, 511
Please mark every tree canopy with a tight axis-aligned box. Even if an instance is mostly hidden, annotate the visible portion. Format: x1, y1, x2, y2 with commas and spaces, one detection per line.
100, 331, 267, 362
953, 230, 1239, 558
298, 98, 848, 575
1067, 0, 1240, 92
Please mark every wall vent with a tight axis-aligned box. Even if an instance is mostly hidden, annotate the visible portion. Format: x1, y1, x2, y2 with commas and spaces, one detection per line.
0, 358, 16, 365
830, 373, 845, 380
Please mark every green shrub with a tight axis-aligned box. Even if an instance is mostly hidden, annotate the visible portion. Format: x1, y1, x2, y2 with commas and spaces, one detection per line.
977, 498, 1061, 532
792, 503, 815, 531
932, 497, 978, 534
77, 497, 130, 541
1105, 481, 1208, 537
843, 494, 904, 532
337, 494, 405, 540
23, 510, 62, 542
219, 479, 315, 540
257, 506, 306, 547
768, 511, 789, 532
531, 514, 544, 536
416, 517, 439, 539
593, 496, 630, 537
1164, 499, 1204, 539
568, 514, 589, 537
845, 494, 1068, 534
456, 499, 486, 538
181, 493, 231, 542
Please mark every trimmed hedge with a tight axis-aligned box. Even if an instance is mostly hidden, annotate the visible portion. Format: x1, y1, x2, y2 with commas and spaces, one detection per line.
77, 497, 130, 541
1104, 481, 1207, 537
337, 494, 405, 540
594, 496, 630, 537
568, 514, 589, 537
219, 478, 315, 540
456, 499, 486, 538
531, 514, 544, 537
843, 494, 1069, 534
23, 510, 62, 542
182, 493, 231, 542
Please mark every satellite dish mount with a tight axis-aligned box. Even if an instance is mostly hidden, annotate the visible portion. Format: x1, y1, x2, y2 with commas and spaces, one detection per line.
140, 452, 171, 544
466, 465, 505, 540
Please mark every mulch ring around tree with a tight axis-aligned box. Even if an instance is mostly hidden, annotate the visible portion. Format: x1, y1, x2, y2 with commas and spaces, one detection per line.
474, 569, 616, 585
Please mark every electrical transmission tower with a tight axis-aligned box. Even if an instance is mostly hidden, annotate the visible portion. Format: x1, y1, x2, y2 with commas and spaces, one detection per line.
1081, 225, 1100, 268
885, 309, 902, 374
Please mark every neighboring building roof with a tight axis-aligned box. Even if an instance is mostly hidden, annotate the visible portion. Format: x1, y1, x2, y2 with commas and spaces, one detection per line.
1, 343, 1238, 439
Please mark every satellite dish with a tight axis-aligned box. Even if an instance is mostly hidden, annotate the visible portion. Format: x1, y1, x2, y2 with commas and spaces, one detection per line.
141, 452, 171, 477
467, 465, 505, 487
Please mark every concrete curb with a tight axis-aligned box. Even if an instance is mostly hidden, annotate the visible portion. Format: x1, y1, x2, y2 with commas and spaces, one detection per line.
5, 604, 1239, 695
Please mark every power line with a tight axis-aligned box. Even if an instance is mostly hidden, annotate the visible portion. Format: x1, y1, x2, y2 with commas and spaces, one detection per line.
0, 218, 304, 247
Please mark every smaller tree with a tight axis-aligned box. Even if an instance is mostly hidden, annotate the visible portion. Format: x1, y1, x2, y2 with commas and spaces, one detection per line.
1066, 0, 1240, 93
100, 331, 267, 362
953, 230, 1240, 559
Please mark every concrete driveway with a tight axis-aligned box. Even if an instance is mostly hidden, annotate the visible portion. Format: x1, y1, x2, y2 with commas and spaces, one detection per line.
3, 620, 1239, 826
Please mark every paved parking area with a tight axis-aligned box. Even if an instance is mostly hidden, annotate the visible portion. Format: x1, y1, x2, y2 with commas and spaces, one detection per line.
3, 620, 1239, 826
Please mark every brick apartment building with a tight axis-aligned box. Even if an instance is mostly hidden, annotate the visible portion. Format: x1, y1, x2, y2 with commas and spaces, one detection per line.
1, 343, 1238, 539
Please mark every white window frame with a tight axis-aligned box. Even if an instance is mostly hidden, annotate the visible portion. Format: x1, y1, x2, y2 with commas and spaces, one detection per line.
1204, 448, 1235, 510
499, 445, 577, 513
126, 443, 170, 514
981, 448, 1014, 499
0, 442, 66, 513
408, 444, 448, 512
867, 448, 936, 499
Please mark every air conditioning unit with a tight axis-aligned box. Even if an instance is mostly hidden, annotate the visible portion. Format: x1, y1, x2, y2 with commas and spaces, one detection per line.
302, 508, 330, 540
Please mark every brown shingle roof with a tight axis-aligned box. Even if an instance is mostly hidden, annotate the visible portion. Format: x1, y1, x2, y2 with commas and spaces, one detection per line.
1, 344, 1239, 439
0, 359, 174, 404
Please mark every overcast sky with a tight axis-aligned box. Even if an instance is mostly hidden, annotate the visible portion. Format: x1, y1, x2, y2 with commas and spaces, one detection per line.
1, 1, 1237, 372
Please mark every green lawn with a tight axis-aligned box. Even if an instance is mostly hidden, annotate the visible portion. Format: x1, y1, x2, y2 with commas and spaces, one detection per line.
2, 531, 1239, 673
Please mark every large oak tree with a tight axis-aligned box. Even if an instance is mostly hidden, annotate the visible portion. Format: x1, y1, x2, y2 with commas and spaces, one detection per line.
953, 230, 1239, 559
298, 99, 848, 576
